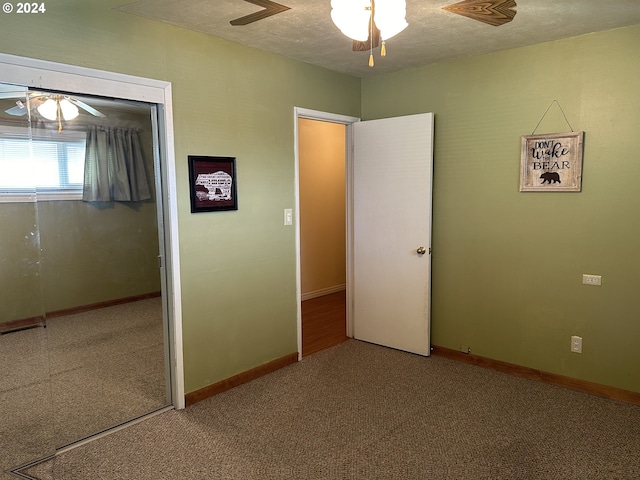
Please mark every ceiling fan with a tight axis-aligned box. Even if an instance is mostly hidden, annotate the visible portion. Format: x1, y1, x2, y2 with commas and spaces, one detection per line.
1, 90, 105, 131
227, 0, 515, 65
347, 0, 516, 66
3, 91, 105, 119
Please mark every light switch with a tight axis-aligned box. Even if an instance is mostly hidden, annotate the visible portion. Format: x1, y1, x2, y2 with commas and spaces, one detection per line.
284, 208, 293, 226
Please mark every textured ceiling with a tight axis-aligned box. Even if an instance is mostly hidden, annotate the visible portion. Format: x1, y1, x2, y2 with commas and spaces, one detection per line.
117, 0, 640, 78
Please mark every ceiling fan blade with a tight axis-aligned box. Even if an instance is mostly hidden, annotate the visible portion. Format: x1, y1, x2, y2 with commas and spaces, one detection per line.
4, 104, 28, 116
230, 0, 290, 26
68, 97, 106, 117
443, 0, 517, 27
4, 96, 48, 116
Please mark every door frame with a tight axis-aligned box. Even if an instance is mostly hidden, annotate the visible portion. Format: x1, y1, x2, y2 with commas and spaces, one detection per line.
0, 53, 185, 409
293, 107, 360, 359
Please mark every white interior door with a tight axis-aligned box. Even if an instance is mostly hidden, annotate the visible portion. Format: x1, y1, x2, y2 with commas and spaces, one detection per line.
353, 113, 433, 356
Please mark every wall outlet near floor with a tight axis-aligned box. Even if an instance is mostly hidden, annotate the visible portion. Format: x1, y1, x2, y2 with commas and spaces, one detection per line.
582, 274, 602, 286
570, 335, 583, 353
461, 345, 471, 354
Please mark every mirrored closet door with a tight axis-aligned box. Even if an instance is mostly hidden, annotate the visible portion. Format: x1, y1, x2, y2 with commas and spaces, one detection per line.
0, 83, 171, 475
0, 84, 55, 479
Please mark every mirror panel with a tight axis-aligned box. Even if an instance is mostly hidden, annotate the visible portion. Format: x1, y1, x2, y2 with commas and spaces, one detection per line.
40, 93, 168, 447
33, 93, 169, 447
0, 83, 54, 477
0, 84, 170, 469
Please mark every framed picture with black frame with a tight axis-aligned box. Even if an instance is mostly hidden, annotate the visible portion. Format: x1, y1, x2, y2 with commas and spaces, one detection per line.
188, 155, 238, 212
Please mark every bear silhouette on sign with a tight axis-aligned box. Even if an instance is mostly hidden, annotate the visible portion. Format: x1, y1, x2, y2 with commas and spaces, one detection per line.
540, 171, 561, 184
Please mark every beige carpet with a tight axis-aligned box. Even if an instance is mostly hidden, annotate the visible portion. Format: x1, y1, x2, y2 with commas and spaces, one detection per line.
46, 298, 167, 447
19, 339, 640, 480
1, 298, 167, 479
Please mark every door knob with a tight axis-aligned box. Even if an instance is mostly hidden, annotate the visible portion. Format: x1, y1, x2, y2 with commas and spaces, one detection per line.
417, 246, 426, 255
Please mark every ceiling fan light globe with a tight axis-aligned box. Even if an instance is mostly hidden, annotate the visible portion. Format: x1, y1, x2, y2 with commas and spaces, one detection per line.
378, 19, 408, 41
60, 98, 79, 121
374, 0, 408, 40
37, 99, 58, 121
331, 0, 371, 42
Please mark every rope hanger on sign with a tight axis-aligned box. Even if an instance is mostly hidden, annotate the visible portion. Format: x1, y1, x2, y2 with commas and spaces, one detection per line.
531, 100, 574, 135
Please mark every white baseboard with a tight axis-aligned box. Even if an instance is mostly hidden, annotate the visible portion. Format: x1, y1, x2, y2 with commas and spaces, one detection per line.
301, 284, 346, 302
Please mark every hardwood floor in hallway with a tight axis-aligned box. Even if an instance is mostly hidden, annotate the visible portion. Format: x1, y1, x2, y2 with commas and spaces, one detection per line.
301, 290, 347, 357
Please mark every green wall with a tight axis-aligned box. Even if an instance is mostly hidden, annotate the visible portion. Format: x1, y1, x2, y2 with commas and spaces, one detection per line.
38, 200, 161, 312
0, 203, 42, 322
362, 25, 640, 393
0, 0, 360, 393
0, 200, 160, 322
3, 1, 633, 396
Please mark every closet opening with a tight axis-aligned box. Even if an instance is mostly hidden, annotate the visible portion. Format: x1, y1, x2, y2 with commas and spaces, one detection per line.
0, 55, 182, 475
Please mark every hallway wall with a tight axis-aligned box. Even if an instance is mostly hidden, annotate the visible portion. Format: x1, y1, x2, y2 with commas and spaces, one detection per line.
298, 119, 346, 298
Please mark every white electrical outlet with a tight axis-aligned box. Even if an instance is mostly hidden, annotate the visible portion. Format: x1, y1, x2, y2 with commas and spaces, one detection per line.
571, 335, 582, 353
582, 274, 602, 286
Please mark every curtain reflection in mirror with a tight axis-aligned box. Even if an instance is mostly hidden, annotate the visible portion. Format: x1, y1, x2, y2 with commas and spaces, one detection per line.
83, 126, 151, 202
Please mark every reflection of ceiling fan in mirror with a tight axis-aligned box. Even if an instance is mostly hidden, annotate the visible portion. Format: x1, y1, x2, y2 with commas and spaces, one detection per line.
2, 90, 105, 131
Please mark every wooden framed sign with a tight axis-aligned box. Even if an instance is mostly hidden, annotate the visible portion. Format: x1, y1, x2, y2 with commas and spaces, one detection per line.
520, 131, 584, 192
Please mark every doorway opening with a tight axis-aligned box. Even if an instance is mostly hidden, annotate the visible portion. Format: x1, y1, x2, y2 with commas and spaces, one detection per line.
294, 108, 360, 358
298, 118, 347, 356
